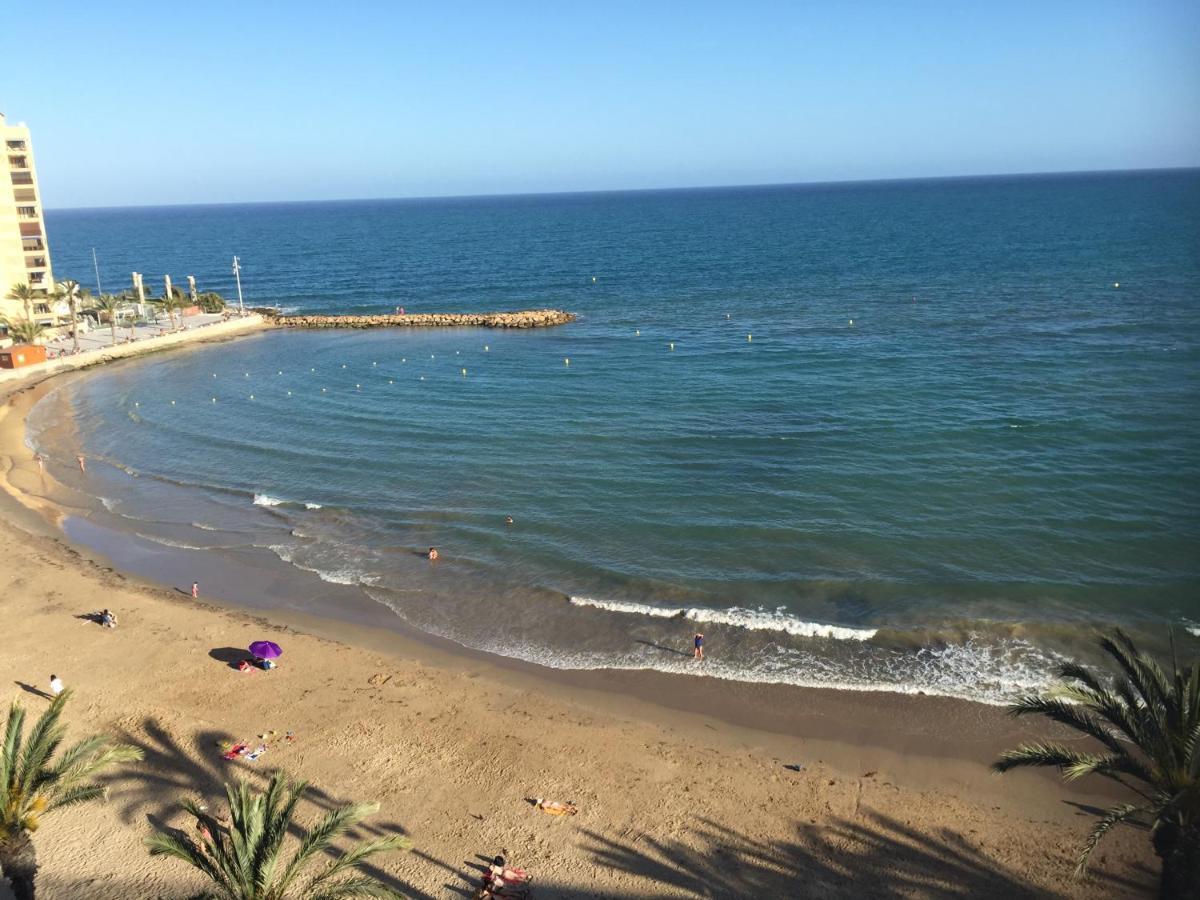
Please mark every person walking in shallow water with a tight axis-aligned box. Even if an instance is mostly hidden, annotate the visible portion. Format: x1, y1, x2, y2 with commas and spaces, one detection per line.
693, 632, 705, 661
34, 453, 44, 475
191, 582, 199, 599
76, 455, 86, 473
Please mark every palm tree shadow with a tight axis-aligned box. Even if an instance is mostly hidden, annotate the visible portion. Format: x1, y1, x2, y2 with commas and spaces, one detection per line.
99, 717, 444, 900
580, 810, 1153, 899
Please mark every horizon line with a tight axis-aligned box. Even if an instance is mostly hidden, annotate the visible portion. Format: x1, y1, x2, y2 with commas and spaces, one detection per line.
45, 164, 1199, 214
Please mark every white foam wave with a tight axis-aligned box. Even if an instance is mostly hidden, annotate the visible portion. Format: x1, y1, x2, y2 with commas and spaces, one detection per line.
268, 544, 359, 585
1187, 626, 1200, 638
191, 522, 219, 531
568, 596, 875, 640
569, 596, 683, 618
134, 533, 212, 551
686, 606, 877, 640
304, 502, 323, 509
253, 493, 286, 507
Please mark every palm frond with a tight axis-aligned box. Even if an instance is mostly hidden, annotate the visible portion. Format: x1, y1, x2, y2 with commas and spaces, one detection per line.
46, 784, 106, 812
1007, 696, 1126, 756
16, 692, 67, 797
146, 830, 230, 890
276, 800, 376, 893
1074, 803, 1143, 877
307, 874, 407, 900
305, 834, 413, 893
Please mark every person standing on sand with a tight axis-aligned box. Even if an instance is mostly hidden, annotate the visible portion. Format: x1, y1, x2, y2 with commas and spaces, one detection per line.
192, 582, 199, 599
693, 632, 705, 660
76, 455, 86, 473
49, 674, 64, 695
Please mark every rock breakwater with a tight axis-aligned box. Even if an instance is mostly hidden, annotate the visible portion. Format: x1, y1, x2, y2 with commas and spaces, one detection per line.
271, 309, 575, 329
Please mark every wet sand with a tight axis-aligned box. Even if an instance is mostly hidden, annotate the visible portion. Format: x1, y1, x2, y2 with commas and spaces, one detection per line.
0, 357, 1156, 898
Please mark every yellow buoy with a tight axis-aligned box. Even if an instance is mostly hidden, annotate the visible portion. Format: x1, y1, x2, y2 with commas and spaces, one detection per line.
211, 398, 216, 403
461, 368, 467, 376
287, 391, 292, 396
244, 372, 249, 377
726, 313, 731, 319
388, 379, 394, 384
355, 384, 361, 389
372, 361, 377, 366
564, 358, 570, 366
402, 358, 406, 363
134, 402, 139, 407
170, 400, 176, 405
249, 394, 254, 400
212, 373, 217, 378
635, 329, 640, 336
310, 367, 315, 372
321, 387, 327, 392
669, 342, 675, 350
592, 276, 597, 283
420, 376, 425, 381
341, 364, 346, 369
1114, 282, 1120, 288
484, 345, 489, 351
747, 334, 752, 342
277, 370, 282, 375
456, 351, 460, 355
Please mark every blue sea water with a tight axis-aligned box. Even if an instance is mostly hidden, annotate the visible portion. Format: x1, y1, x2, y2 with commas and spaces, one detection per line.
30, 171, 1200, 702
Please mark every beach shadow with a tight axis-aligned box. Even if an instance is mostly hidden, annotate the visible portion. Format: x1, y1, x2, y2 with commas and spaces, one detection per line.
634, 639, 690, 657
100, 718, 442, 900
75, 611, 106, 625
578, 809, 1145, 899
208, 647, 250, 668
13, 681, 53, 700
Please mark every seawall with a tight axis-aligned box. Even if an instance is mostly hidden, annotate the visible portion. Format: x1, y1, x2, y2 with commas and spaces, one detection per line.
270, 309, 575, 329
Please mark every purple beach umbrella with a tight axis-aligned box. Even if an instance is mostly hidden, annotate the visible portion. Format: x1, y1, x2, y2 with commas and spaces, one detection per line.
249, 640, 282, 659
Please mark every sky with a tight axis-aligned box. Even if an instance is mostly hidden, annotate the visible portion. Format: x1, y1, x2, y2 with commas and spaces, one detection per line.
4, 1, 1199, 208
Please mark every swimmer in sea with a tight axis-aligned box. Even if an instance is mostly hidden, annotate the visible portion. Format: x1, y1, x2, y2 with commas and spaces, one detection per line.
504, 515, 514, 525
693, 632, 704, 660
428, 547, 439, 561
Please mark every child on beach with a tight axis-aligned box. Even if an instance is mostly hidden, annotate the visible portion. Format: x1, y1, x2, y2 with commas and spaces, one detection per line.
101, 609, 117, 628
192, 582, 199, 599
693, 632, 705, 660
49, 674, 64, 695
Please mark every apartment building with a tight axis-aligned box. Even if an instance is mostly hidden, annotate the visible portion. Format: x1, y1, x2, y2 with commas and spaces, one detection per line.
1, 112, 55, 323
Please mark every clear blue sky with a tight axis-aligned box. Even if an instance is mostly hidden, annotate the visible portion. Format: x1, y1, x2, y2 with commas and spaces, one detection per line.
6, 1, 1199, 208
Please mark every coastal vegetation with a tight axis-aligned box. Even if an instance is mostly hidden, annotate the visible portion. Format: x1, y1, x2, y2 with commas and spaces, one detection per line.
0, 316, 43, 345
0, 691, 143, 900
49, 280, 82, 354
92, 293, 124, 345
146, 770, 410, 899
5, 283, 36, 321
994, 630, 1199, 898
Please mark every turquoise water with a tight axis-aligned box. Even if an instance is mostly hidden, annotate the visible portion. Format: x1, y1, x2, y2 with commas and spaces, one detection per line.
33, 171, 1200, 701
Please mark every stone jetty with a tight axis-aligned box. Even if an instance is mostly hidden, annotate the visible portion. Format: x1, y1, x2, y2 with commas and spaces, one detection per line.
270, 309, 575, 329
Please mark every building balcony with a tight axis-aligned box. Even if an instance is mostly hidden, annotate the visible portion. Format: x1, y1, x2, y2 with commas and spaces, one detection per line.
8, 155, 28, 169
13, 188, 35, 203
11, 172, 33, 186
28, 272, 45, 284
16, 207, 37, 218
26, 256, 47, 269
5, 141, 27, 151
18, 223, 41, 237
21, 239, 44, 252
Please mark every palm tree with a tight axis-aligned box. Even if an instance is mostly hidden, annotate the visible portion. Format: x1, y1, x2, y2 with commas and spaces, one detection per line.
92, 294, 124, 345
0, 691, 143, 900
994, 630, 1199, 898
51, 280, 81, 353
146, 770, 411, 899
1, 317, 43, 345
156, 289, 181, 330
5, 282, 36, 321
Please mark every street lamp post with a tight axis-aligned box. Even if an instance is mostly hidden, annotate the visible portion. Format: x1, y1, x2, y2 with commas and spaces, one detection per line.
232, 256, 245, 316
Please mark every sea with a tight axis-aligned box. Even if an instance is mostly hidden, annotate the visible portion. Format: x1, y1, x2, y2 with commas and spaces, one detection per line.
27, 170, 1200, 704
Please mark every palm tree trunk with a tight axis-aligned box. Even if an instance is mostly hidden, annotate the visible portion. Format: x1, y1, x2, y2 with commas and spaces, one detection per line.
70, 301, 79, 353
1158, 824, 1200, 900
0, 831, 40, 900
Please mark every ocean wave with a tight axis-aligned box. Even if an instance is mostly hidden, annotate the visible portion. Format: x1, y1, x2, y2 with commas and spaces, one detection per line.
133, 532, 224, 551
268, 544, 359, 585
569, 596, 683, 618
253, 493, 323, 510
568, 596, 876, 640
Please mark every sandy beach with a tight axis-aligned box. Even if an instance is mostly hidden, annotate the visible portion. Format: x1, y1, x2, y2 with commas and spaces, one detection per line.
0, 343, 1157, 898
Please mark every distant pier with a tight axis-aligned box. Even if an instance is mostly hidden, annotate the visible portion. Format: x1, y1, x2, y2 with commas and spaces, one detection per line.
270, 309, 576, 329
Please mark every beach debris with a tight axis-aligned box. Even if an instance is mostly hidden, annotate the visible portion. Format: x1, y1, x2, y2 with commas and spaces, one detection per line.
532, 798, 577, 816
784, 763, 804, 772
